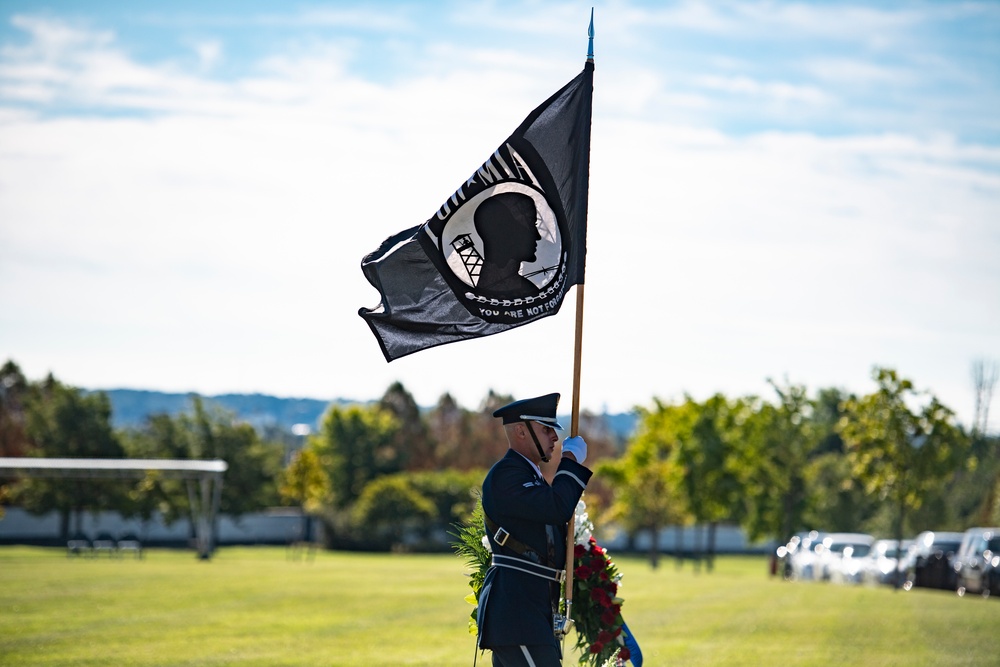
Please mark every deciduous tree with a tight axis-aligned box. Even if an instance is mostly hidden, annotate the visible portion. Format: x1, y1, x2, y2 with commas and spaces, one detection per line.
837, 367, 969, 585
379, 381, 428, 470
598, 399, 691, 568
16, 375, 125, 539
280, 446, 331, 542
737, 381, 819, 546
314, 403, 401, 510
0, 360, 30, 457
122, 397, 283, 528
677, 394, 745, 571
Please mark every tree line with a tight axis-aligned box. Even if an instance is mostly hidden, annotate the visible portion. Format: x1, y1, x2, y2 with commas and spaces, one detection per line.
596, 370, 997, 569
2, 359, 998, 564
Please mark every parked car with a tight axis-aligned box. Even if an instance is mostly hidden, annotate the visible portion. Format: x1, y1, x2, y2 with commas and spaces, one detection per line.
816, 533, 874, 581
785, 530, 827, 581
860, 538, 912, 586
954, 527, 1000, 598
986, 555, 1000, 599
831, 543, 869, 585
902, 530, 964, 591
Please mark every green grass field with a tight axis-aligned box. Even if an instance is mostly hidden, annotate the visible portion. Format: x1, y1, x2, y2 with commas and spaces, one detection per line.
1, 546, 996, 666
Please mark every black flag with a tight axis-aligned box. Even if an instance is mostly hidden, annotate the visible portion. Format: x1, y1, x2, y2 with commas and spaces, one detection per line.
359, 62, 593, 362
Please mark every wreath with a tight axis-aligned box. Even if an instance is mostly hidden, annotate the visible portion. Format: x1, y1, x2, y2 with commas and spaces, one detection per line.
453, 498, 631, 666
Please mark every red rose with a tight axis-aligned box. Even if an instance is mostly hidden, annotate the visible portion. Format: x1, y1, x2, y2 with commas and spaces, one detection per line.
590, 588, 607, 603
599, 595, 613, 608
598, 630, 613, 644
619, 648, 631, 660
601, 610, 616, 625
592, 544, 605, 556
575, 565, 592, 579
612, 603, 621, 615
613, 626, 622, 637
574, 544, 586, 558
589, 642, 604, 654
599, 569, 609, 581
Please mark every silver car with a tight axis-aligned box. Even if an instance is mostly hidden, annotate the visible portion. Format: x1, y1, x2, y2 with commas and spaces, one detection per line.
954, 527, 1000, 598
816, 532, 874, 582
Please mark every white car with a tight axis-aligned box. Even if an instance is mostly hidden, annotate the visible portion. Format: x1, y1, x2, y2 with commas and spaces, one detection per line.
816, 532, 874, 582
786, 530, 828, 581
860, 538, 913, 586
831, 544, 870, 584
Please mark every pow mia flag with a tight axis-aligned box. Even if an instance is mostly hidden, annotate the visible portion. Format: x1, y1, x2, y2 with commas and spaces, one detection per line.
359, 61, 593, 362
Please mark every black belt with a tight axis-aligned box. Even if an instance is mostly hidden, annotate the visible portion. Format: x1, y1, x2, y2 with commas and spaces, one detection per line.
484, 514, 557, 569
484, 514, 565, 615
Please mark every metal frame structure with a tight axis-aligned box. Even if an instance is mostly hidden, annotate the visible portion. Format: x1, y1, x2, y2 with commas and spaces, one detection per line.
0, 458, 227, 559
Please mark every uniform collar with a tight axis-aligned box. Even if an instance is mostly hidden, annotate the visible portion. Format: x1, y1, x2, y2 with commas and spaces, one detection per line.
511, 449, 543, 480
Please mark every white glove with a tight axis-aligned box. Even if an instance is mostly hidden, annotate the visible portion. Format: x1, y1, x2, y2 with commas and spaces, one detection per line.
562, 436, 587, 464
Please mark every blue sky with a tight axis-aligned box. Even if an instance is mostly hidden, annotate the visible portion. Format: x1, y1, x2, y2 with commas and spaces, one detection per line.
1, 1, 998, 430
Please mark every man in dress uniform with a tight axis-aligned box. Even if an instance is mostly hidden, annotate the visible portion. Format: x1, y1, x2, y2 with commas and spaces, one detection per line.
477, 393, 592, 666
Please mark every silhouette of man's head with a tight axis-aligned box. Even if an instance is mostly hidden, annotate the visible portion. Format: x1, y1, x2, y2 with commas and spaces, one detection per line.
474, 192, 541, 266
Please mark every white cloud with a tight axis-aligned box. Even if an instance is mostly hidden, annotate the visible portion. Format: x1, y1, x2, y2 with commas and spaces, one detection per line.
8, 13, 115, 55
695, 74, 831, 105
604, 0, 923, 42
193, 39, 222, 71
1, 8, 998, 432
802, 58, 914, 87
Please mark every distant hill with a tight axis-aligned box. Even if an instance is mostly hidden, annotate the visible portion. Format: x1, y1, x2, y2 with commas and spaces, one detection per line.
93, 389, 353, 432
601, 411, 640, 441
91, 388, 638, 440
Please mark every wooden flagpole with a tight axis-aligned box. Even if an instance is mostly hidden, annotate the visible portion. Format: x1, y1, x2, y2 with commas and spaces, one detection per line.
563, 283, 586, 634
563, 8, 594, 645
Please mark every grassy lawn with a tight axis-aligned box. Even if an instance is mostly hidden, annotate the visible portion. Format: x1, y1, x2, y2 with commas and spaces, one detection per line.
0, 546, 996, 666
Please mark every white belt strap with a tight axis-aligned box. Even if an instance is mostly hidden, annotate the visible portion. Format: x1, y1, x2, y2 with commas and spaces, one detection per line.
492, 554, 566, 583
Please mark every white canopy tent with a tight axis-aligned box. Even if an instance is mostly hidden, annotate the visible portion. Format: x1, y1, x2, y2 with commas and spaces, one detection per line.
0, 458, 227, 559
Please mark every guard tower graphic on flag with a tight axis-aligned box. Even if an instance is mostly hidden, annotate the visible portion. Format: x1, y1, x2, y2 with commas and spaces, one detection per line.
451, 233, 483, 287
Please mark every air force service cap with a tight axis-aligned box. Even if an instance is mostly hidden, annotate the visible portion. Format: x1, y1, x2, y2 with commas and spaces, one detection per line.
492, 393, 564, 430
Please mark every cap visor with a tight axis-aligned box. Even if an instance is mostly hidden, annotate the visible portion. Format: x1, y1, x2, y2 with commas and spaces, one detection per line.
526, 418, 563, 430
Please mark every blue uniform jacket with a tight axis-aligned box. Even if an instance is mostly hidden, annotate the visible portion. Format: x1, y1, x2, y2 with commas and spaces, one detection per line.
477, 449, 592, 649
